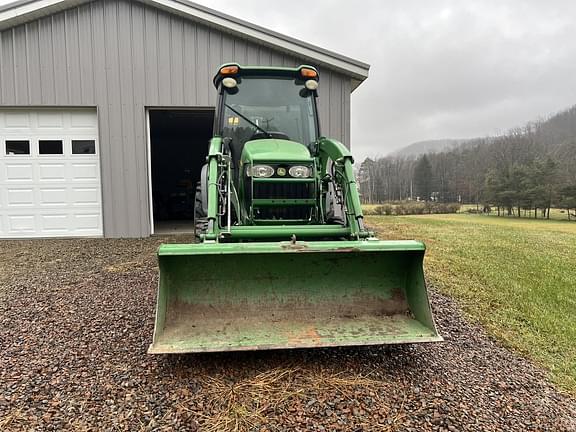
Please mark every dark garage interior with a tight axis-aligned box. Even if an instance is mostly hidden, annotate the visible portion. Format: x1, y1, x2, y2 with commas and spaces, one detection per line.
149, 109, 213, 233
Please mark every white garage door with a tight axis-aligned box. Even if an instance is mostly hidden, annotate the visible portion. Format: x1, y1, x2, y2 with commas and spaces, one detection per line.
0, 108, 103, 238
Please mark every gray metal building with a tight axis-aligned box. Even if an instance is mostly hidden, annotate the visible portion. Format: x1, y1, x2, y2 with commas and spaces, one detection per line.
0, 0, 369, 238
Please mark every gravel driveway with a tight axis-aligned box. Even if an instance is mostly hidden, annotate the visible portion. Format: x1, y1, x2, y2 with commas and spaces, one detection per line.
1, 237, 575, 431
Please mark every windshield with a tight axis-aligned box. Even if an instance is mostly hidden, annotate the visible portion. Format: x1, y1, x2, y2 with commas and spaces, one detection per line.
221, 76, 317, 148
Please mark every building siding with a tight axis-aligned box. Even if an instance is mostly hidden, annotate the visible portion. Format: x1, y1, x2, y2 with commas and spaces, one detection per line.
0, 0, 352, 237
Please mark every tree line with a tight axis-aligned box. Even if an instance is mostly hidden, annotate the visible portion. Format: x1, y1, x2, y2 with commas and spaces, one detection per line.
358, 105, 576, 220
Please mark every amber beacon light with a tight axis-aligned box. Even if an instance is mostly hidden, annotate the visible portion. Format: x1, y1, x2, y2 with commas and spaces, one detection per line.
300, 67, 318, 78
220, 65, 239, 75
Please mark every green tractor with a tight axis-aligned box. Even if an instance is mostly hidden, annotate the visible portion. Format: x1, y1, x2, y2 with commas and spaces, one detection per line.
148, 64, 441, 354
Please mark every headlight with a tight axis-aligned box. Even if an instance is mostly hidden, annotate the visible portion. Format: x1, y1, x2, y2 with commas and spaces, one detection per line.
249, 165, 274, 178
289, 166, 312, 178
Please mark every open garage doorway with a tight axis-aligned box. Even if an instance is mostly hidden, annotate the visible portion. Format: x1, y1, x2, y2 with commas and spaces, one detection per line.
148, 109, 214, 234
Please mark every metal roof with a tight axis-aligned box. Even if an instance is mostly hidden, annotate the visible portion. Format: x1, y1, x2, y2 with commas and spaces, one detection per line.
0, 0, 369, 88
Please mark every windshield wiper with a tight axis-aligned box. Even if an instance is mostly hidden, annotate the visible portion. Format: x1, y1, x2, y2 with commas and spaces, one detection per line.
225, 104, 272, 138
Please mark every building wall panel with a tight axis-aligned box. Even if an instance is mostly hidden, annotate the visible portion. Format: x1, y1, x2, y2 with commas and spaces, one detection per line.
64, 9, 82, 103
26, 21, 42, 104
13, 26, 28, 102
77, 4, 95, 104
0, 0, 352, 237
0, 29, 16, 103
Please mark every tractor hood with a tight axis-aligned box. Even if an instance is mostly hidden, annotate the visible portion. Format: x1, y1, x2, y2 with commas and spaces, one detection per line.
242, 139, 312, 162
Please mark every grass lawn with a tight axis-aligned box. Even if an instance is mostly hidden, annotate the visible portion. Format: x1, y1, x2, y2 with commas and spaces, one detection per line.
364, 202, 573, 221
458, 204, 572, 221
366, 213, 576, 394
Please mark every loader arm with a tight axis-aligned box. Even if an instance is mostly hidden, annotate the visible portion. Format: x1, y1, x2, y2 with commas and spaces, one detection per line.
318, 137, 368, 238
204, 136, 222, 241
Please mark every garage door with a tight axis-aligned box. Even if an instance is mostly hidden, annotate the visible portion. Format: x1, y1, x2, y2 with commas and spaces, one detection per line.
0, 109, 103, 238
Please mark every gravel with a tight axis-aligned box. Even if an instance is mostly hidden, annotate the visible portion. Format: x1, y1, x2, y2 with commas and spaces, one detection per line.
1, 237, 575, 431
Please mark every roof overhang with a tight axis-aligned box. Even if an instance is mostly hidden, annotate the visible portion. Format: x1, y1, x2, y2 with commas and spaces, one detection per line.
0, 0, 369, 90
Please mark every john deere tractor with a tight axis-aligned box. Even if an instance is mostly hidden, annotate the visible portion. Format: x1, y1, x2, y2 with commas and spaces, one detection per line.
149, 64, 441, 354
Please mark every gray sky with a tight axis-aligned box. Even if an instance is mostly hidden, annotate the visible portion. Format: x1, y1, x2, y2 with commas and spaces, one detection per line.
191, 0, 576, 160
2, 0, 576, 160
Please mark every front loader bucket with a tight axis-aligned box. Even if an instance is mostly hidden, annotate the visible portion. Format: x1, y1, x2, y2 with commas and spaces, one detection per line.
149, 240, 442, 354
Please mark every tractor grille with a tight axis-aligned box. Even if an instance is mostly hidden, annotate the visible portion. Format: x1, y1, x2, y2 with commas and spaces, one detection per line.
255, 206, 311, 220
253, 182, 313, 199
250, 181, 315, 220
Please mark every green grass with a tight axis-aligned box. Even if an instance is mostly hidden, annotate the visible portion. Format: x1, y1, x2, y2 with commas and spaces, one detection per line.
366, 213, 576, 394
459, 204, 571, 221
364, 202, 573, 221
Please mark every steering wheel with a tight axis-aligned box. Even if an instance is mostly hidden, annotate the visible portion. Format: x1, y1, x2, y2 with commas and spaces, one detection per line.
250, 131, 290, 141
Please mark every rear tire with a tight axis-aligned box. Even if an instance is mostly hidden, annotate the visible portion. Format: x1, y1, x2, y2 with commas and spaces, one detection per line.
194, 182, 208, 242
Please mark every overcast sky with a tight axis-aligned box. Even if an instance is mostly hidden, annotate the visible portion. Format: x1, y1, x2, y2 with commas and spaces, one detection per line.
2, 0, 576, 160
191, 0, 576, 160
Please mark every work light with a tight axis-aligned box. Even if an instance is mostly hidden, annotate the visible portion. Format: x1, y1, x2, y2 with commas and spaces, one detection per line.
305, 79, 318, 90
222, 77, 238, 88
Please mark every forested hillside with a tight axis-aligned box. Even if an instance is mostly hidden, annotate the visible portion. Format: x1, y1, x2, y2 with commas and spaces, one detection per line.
390, 138, 475, 158
358, 105, 576, 218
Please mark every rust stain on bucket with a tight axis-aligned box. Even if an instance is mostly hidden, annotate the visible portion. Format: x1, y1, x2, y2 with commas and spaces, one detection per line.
287, 326, 322, 345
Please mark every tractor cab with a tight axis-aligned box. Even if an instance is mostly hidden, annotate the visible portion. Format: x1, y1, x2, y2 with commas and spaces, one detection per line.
212, 65, 322, 225
214, 64, 320, 164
